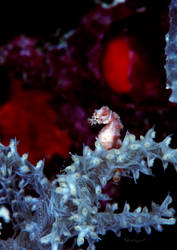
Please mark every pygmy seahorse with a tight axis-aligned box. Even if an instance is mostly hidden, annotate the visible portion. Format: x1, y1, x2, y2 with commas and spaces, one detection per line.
89, 106, 123, 150
89, 106, 123, 182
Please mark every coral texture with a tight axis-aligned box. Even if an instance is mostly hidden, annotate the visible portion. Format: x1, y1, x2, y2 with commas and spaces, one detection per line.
0, 0, 176, 249
165, 0, 177, 102
0, 79, 71, 164
0, 0, 173, 162
0, 107, 176, 250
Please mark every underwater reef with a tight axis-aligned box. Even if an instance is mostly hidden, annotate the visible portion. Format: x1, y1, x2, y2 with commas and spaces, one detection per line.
0, 0, 176, 249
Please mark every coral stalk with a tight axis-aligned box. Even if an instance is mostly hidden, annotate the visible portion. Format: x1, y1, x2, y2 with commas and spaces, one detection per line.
0, 107, 176, 250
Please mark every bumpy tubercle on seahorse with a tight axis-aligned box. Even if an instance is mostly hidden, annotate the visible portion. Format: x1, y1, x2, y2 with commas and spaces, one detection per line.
88, 106, 123, 182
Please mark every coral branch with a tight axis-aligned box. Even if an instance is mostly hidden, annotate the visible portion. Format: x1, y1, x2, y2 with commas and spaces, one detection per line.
165, 0, 177, 102
0, 107, 176, 250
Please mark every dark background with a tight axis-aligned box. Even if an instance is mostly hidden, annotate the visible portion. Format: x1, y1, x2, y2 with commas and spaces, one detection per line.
0, 0, 176, 249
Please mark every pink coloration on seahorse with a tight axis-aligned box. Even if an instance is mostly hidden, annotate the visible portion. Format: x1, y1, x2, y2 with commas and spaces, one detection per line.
89, 106, 123, 183
88, 106, 123, 150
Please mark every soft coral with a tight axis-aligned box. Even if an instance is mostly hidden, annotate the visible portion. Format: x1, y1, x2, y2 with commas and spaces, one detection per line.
0, 79, 71, 164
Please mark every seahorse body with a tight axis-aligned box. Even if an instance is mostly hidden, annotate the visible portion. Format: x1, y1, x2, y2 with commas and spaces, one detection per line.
89, 106, 123, 182
89, 106, 123, 150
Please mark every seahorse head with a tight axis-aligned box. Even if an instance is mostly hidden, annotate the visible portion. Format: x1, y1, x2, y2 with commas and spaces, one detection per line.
88, 106, 112, 125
